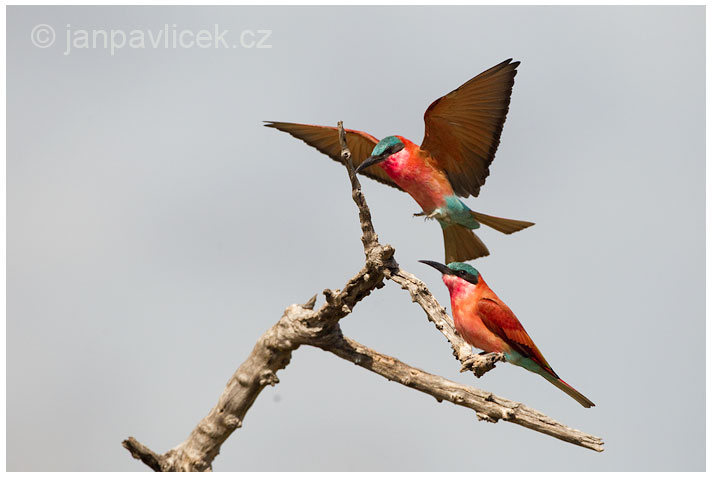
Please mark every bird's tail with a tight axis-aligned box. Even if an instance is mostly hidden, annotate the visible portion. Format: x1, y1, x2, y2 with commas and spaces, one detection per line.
442, 224, 490, 263
470, 211, 535, 235
542, 374, 596, 408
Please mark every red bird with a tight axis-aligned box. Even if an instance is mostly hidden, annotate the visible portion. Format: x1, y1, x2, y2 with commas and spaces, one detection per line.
266, 59, 533, 263
421, 260, 595, 408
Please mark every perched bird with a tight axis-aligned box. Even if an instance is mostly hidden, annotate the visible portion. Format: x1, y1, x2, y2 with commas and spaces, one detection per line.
265, 59, 534, 263
420, 260, 595, 408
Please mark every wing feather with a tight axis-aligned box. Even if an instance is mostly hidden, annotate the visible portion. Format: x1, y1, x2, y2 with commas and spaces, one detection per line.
264, 121, 402, 191
477, 297, 557, 377
421, 59, 520, 198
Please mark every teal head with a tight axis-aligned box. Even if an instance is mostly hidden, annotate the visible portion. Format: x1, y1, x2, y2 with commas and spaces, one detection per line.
355, 136, 405, 173
419, 260, 480, 285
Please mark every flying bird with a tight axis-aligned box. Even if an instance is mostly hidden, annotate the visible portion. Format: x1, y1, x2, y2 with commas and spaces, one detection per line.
420, 260, 595, 408
265, 59, 533, 262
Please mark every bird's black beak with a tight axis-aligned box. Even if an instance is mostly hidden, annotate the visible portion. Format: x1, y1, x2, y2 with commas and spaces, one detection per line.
419, 260, 453, 275
355, 143, 405, 173
355, 154, 387, 173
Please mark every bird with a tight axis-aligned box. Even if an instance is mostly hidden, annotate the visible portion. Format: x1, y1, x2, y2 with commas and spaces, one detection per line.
265, 59, 534, 263
420, 260, 595, 408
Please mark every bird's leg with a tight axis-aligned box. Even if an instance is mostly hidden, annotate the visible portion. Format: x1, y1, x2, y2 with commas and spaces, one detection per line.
413, 209, 446, 222
412, 210, 436, 222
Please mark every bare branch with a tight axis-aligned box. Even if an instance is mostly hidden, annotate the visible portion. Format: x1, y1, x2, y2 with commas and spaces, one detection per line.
123, 302, 322, 471
122, 437, 163, 471
318, 335, 604, 452
123, 121, 603, 471
337, 120, 379, 251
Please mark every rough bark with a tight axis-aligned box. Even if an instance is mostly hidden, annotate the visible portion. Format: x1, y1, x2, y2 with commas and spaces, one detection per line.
320, 335, 603, 451
122, 122, 603, 471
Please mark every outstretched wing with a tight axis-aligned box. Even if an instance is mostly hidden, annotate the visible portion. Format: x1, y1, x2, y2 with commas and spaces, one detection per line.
264, 121, 403, 191
477, 297, 557, 377
421, 59, 519, 198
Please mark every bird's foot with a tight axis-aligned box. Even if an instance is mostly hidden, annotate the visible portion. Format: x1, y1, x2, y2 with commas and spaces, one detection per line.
413, 211, 436, 222
414, 211, 439, 222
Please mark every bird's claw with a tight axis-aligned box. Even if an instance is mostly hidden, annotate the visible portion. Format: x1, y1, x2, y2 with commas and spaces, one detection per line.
413, 211, 437, 221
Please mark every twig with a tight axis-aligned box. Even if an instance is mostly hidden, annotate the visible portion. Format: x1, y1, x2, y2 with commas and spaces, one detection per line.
122, 437, 162, 472
337, 120, 379, 251
122, 122, 603, 471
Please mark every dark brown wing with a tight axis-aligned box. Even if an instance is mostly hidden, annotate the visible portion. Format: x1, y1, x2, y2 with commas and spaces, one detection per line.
264, 121, 403, 191
421, 59, 519, 198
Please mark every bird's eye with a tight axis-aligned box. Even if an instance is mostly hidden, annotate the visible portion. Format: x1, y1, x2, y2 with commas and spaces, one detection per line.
386, 143, 403, 155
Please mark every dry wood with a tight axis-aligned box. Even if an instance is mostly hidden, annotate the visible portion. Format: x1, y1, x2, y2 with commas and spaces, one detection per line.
122, 122, 603, 471
319, 335, 603, 452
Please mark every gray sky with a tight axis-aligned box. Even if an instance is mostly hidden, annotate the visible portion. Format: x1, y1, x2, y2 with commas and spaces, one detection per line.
7, 6, 704, 472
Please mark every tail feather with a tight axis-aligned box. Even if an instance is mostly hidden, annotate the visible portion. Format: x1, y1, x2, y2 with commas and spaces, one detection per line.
470, 211, 535, 235
442, 225, 489, 263
543, 375, 595, 408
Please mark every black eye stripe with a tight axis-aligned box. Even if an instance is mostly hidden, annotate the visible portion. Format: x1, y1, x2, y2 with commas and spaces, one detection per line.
385, 143, 403, 155
452, 269, 479, 285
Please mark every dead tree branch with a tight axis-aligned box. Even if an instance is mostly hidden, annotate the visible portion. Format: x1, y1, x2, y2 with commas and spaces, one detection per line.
123, 122, 603, 471
318, 335, 603, 452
